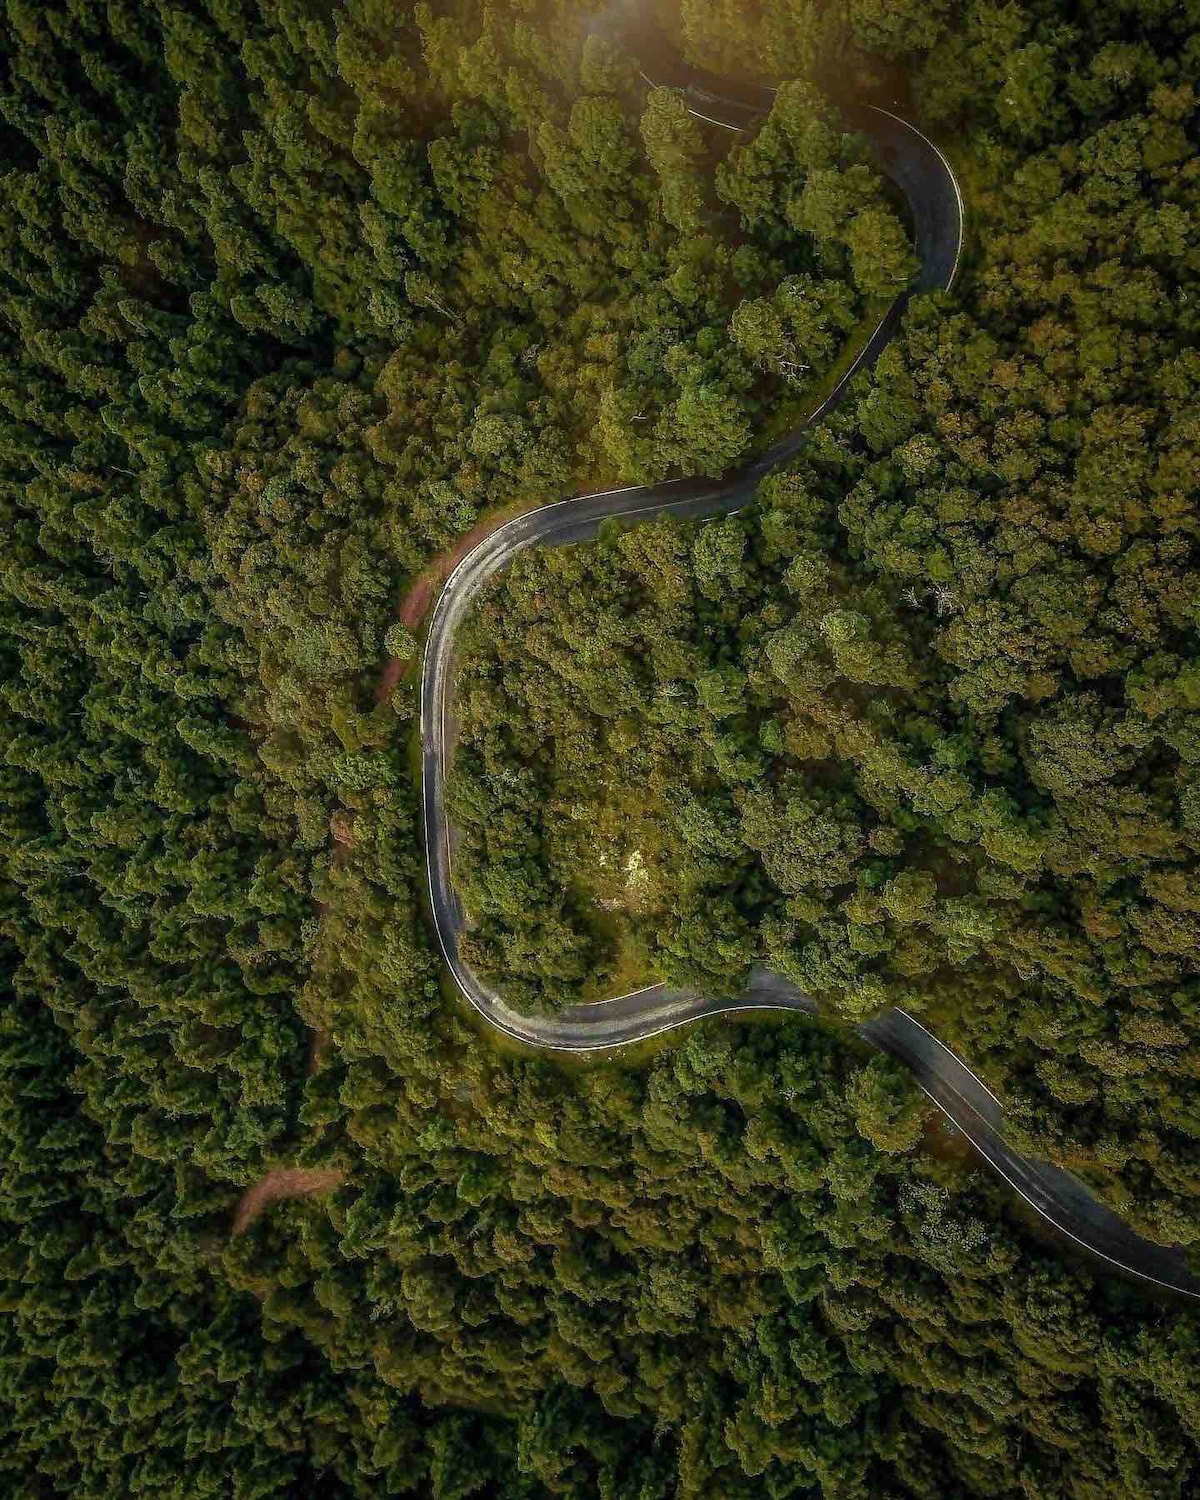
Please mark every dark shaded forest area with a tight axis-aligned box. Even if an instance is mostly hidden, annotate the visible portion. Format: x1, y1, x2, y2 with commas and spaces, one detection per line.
1, 1, 1199, 1497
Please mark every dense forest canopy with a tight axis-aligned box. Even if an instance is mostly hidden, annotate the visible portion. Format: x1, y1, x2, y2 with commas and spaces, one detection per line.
0, 1, 1198, 1498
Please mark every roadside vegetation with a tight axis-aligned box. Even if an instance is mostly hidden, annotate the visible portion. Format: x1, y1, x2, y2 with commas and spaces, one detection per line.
0, 1, 1198, 1497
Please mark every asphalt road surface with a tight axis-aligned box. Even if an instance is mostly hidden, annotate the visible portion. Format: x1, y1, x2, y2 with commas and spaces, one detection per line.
419, 81, 1200, 1300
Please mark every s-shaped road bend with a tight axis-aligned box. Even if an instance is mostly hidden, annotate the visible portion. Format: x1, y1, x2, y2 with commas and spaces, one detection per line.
420, 84, 1200, 1300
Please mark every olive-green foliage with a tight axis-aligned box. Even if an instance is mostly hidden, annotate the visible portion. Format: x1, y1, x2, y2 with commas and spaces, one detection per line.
1, 0, 1199, 1497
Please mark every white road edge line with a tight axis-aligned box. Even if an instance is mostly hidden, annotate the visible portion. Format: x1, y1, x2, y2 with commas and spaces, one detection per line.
894, 1008, 1005, 1110
868, 105, 965, 290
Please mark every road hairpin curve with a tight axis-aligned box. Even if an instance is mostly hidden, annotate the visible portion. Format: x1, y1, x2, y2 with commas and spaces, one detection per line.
420, 75, 1200, 1301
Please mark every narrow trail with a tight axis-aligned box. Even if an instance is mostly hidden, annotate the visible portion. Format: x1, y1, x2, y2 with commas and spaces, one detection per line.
232, 471, 514, 1237
231, 1168, 346, 1236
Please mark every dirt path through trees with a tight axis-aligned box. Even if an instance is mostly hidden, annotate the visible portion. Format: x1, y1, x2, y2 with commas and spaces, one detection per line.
232, 1169, 346, 1235
376, 511, 519, 701
233, 511, 518, 1235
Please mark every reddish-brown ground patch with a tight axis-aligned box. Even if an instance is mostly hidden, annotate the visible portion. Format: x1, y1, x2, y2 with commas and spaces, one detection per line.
376, 650, 409, 702
231, 1167, 346, 1235
375, 512, 517, 702
306, 1025, 331, 1077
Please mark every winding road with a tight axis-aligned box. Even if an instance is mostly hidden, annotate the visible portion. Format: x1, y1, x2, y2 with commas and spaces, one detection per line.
419, 75, 1200, 1300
